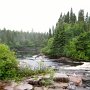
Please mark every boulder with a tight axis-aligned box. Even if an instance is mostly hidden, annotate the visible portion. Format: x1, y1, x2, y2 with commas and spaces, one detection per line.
27, 77, 42, 86
34, 87, 43, 90
82, 75, 90, 87
53, 73, 69, 83
34, 86, 48, 90
48, 82, 68, 90
69, 75, 82, 86
14, 83, 33, 90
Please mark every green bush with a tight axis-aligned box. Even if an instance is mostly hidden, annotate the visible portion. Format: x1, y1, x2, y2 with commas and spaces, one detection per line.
0, 44, 18, 80
41, 78, 53, 86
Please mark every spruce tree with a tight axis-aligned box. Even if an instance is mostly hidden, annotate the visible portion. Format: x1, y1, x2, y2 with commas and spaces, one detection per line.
52, 20, 66, 57
85, 12, 89, 23
48, 28, 52, 38
78, 9, 84, 22
64, 11, 69, 23
70, 8, 76, 24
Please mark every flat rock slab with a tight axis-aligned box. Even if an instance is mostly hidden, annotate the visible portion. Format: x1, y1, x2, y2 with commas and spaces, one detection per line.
49, 82, 68, 89
76, 87, 89, 90
14, 83, 33, 90
34, 83, 68, 90
34, 87, 43, 90
34, 87, 48, 90
53, 73, 69, 83
54, 73, 68, 78
48, 87, 68, 90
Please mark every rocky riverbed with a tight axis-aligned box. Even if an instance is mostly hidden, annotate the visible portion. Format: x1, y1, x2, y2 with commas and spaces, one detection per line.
1, 56, 90, 90
2, 72, 90, 90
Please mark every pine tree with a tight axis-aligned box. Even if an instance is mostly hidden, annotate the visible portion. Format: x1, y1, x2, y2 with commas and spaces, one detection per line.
64, 11, 69, 23
85, 12, 89, 23
52, 26, 55, 36
52, 21, 66, 57
73, 14, 76, 23
70, 8, 76, 23
70, 8, 73, 23
58, 13, 63, 23
48, 28, 52, 38
78, 9, 84, 22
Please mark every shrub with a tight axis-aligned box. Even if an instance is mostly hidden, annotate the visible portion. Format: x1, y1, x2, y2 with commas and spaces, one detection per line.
0, 44, 18, 80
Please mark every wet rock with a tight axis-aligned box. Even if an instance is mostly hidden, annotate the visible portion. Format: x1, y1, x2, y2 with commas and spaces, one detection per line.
68, 82, 76, 90
53, 73, 69, 83
14, 83, 33, 90
82, 75, 90, 87
69, 75, 82, 86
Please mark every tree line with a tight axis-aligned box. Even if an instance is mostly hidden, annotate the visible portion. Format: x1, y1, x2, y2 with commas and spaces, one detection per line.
0, 28, 48, 56
42, 8, 90, 61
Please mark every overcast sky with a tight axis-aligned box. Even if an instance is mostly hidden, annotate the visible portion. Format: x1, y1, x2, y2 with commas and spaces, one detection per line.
0, 0, 89, 32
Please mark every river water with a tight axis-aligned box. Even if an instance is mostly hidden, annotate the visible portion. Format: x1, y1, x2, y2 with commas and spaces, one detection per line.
19, 55, 90, 73
19, 55, 90, 90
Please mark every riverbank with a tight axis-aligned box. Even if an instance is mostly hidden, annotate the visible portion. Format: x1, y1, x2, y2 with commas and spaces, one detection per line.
2, 55, 90, 90
51, 57, 84, 66
3, 72, 90, 90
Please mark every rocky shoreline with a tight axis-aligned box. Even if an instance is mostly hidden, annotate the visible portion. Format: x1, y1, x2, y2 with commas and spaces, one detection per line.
1, 56, 90, 90
52, 57, 84, 66
1, 72, 90, 90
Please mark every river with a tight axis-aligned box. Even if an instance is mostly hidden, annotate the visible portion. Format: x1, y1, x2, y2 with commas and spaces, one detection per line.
19, 55, 90, 73
19, 55, 90, 90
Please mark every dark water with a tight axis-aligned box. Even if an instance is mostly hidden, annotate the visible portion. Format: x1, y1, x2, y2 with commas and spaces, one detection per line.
19, 55, 90, 90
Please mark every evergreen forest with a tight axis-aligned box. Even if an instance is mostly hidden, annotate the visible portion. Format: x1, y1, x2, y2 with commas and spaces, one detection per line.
42, 8, 90, 61
0, 28, 48, 56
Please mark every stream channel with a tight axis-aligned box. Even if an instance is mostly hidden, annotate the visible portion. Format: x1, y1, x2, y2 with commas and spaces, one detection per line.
19, 55, 90, 90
